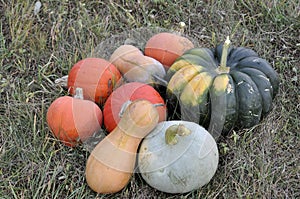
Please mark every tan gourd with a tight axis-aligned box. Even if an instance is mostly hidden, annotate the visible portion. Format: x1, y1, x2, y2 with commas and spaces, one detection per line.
85, 99, 159, 194
109, 44, 166, 85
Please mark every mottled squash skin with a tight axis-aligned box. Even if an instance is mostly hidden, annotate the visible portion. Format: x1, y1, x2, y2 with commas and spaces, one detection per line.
138, 121, 219, 194
166, 42, 279, 137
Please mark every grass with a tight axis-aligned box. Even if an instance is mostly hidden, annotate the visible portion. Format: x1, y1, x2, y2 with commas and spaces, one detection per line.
0, 0, 299, 198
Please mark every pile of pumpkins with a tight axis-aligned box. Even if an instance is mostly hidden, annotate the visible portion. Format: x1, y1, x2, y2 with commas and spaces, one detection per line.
46, 32, 279, 194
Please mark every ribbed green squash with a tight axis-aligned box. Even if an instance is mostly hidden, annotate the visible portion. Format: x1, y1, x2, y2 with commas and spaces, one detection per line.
166, 37, 279, 138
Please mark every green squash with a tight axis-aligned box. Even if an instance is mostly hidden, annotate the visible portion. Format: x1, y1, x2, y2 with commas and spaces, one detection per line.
166, 37, 279, 138
138, 120, 219, 194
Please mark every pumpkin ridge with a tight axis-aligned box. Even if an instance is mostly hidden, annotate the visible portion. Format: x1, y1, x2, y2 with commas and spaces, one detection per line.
120, 56, 142, 68
235, 56, 279, 97
95, 64, 120, 104
208, 74, 238, 137
166, 60, 195, 80
179, 72, 213, 126
47, 96, 77, 147
180, 71, 214, 106
238, 67, 273, 115
67, 58, 121, 105
177, 53, 217, 70
183, 48, 217, 64
167, 65, 208, 96
230, 71, 262, 128
227, 47, 258, 67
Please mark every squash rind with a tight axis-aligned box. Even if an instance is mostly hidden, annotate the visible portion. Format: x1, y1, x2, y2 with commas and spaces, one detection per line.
166, 42, 279, 135
236, 57, 279, 97
231, 71, 262, 128
208, 74, 238, 137
237, 67, 273, 115
138, 120, 219, 194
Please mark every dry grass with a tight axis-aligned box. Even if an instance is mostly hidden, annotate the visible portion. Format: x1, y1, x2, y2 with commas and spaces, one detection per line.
0, 0, 299, 198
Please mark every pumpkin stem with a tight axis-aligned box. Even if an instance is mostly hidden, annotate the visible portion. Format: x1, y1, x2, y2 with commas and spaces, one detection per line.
119, 100, 132, 118
74, 87, 84, 100
219, 36, 231, 73
165, 124, 191, 145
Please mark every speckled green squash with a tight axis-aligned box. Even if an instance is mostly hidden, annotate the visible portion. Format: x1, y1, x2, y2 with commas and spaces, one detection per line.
166, 37, 279, 138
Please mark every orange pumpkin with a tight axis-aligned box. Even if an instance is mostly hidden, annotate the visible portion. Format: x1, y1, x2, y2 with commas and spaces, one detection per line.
46, 88, 103, 147
103, 82, 167, 132
144, 32, 194, 68
67, 58, 121, 105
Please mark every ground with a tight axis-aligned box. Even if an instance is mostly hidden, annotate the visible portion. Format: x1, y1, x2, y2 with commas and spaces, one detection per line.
0, 1, 299, 198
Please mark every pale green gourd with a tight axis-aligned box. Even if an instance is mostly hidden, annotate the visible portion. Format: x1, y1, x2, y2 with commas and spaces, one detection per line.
138, 120, 219, 194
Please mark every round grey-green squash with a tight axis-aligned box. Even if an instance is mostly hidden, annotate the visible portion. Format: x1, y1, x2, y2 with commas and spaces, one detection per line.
138, 120, 219, 194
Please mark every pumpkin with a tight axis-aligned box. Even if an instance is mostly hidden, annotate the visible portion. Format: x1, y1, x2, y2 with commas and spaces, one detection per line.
85, 99, 159, 194
144, 32, 194, 68
138, 120, 219, 194
109, 44, 166, 85
166, 37, 279, 138
67, 58, 121, 105
46, 88, 103, 147
103, 82, 167, 132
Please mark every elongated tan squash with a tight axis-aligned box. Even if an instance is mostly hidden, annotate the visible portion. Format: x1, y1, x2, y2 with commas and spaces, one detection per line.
85, 99, 159, 194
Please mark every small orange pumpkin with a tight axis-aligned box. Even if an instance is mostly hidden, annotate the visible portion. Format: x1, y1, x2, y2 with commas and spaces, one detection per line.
144, 32, 194, 68
46, 88, 103, 147
67, 58, 122, 105
103, 82, 167, 132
